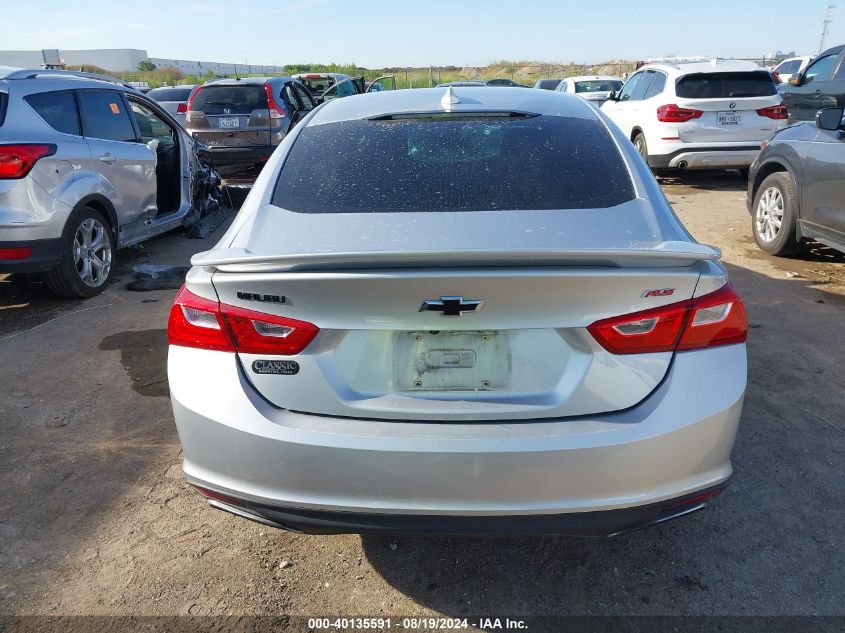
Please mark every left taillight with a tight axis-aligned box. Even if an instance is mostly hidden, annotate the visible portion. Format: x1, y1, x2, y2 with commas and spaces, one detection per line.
656, 104, 703, 123
0, 144, 56, 179
588, 283, 747, 355
264, 83, 286, 120
757, 104, 788, 120
168, 286, 319, 355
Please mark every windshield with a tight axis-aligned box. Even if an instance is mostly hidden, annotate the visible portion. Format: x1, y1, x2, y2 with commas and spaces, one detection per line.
190, 85, 267, 114
574, 80, 623, 93
675, 71, 777, 98
272, 115, 634, 213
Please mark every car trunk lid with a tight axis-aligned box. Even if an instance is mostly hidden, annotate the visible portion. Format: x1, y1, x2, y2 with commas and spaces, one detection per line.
200, 203, 717, 421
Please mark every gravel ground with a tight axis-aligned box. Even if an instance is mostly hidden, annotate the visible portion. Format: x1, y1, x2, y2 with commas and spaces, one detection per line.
0, 172, 843, 624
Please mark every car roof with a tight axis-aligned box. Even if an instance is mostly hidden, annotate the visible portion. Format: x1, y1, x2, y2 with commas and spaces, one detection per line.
819, 45, 844, 57
203, 76, 292, 86
307, 86, 599, 126
292, 73, 351, 79
0, 66, 142, 92
566, 75, 622, 82
639, 59, 764, 75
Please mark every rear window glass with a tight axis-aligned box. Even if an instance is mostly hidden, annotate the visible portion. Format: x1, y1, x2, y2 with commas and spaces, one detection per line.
272, 116, 635, 213
147, 87, 192, 102
675, 71, 777, 98
190, 85, 267, 114
25, 91, 80, 135
574, 80, 623, 93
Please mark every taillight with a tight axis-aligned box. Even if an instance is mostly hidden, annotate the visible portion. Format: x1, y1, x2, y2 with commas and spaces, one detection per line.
264, 84, 286, 120
186, 87, 202, 112
0, 144, 56, 179
656, 104, 703, 123
168, 286, 318, 355
756, 104, 788, 120
588, 284, 747, 355
176, 102, 188, 113
167, 286, 233, 352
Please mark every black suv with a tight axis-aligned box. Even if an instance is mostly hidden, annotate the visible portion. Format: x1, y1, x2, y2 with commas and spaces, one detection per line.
780, 44, 845, 122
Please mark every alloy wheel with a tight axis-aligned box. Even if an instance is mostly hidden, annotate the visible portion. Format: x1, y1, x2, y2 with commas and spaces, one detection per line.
755, 186, 784, 243
73, 218, 112, 287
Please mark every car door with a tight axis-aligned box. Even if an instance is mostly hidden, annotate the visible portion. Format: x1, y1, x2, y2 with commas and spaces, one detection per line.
800, 109, 845, 242
601, 71, 647, 137
818, 52, 845, 112
366, 75, 396, 92
77, 90, 157, 229
290, 83, 317, 126
781, 52, 839, 122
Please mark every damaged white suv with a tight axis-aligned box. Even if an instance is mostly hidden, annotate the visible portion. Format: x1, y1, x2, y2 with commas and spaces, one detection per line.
0, 67, 221, 297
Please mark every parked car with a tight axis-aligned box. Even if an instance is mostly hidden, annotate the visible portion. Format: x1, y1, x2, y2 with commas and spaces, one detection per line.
556, 75, 623, 106
168, 87, 747, 536
747, 107, 845, 256
0, 67, 216, 297
771, 55, 813, 84
146, 84, 196, 126
602, 60, 788, 172
779, 45, 845, 123
292, 73, 395, 103
435, 81, 487, 87
184, 77, 316, 173
486, 78, 529, 87
533, 78, 562, 90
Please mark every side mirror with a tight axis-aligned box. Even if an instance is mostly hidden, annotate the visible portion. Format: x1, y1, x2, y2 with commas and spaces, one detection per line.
606, 90, 618, 102
789, 74, 804, 87
816, 107, 845, 131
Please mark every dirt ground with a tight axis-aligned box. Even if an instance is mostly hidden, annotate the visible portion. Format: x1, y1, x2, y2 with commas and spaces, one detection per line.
1, 172, 843, 624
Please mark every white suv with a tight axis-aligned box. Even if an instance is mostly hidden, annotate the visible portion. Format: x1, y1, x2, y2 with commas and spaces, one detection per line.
601, 60, 788, 172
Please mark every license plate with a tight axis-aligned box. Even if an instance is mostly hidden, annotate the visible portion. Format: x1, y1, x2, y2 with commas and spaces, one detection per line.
393, 331, 511, 391
718, 111, 742, 126
219, 117, 240, 129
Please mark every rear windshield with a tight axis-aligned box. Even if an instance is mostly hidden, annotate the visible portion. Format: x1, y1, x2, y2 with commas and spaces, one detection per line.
299, 77, 338, 94
272, 115, 635, 213
147, 87, 192, 102
574, 80, 623, 93
675, 71, 777, 98
190, 85, 267, 114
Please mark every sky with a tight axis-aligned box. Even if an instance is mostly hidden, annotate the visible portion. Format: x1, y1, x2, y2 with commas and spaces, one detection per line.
4, 0, 843, 68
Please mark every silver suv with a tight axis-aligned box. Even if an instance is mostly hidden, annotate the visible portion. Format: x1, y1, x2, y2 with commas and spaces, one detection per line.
0, 67, 213, 297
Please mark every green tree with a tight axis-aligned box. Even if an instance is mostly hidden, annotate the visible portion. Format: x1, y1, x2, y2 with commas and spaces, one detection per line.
137, 60, 157, 72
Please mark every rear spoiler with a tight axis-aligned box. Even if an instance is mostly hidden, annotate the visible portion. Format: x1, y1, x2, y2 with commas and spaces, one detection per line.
192, 241, 721, 272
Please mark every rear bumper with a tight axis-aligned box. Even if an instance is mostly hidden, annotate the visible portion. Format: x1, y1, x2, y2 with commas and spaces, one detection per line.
648, 146, 762, 170
169, 343, 746, 535
197, 483, 728, 536
198, 145, 275, 167
0, 238, 62, 273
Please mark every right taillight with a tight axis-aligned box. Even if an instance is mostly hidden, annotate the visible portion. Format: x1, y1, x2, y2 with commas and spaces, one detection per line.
176, 102, 188, 113
0, 144, 57, 179
756, 104, 788, 120
168, 286, 319, 355
588, 284, 747, 355
656, 104, 703, 123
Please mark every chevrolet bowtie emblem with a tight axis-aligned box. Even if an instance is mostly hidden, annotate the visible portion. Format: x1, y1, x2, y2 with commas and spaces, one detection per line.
419, 296, 485, 317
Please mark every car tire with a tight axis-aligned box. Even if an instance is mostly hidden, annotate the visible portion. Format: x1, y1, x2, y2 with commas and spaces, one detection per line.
751, 172, 802, 257
633, 133, 660, 176
45, 206, 115, 298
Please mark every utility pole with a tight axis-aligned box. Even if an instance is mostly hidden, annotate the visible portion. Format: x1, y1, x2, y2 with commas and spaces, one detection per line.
819, 4, 835, 54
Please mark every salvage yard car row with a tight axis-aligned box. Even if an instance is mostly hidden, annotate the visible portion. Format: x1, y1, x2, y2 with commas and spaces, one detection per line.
2, 48, 845, 299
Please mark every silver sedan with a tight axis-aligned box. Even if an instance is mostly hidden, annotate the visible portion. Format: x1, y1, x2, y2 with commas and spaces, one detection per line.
167, 87, 748, 536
